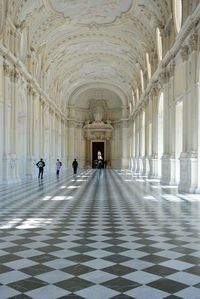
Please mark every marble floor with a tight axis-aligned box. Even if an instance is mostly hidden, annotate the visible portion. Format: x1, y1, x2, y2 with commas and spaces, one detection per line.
0, 169, 200, 299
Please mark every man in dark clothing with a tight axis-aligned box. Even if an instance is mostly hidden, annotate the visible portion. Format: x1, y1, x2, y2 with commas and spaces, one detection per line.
72, 159, 78, 174
36, 158, 45, 179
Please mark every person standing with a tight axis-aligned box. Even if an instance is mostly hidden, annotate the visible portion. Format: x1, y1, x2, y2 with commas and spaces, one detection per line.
56, 159, 62, 177
36, 158, 45, 179
72, 158, 78, 174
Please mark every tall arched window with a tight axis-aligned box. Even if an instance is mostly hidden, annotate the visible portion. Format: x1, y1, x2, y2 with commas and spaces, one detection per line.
146, 52, 151, 79
156, 27, 162, 61
173, 0, 182, 34
140, 69, 144, 92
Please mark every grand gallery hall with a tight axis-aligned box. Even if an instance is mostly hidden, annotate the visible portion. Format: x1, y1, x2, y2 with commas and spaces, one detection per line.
0, 1, 200, 298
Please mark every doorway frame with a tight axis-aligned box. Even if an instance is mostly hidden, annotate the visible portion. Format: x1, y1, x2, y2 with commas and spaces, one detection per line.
91, 140, 106, 167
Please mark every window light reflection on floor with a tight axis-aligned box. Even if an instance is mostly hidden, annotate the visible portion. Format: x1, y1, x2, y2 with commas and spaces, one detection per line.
161, 185, 177, 189
0, 218, 52, 229
68, 185, 80, 189
143, 195, 158, 201
136, 179, 145, 182
162, 194, 181, 202
43, 196, 52, 200
42, 196, 73, 201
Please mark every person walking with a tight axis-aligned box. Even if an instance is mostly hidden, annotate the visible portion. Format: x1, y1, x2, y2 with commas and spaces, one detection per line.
56, 159, 62, 177
72, 158, 78, 174
36, 158, 45, 179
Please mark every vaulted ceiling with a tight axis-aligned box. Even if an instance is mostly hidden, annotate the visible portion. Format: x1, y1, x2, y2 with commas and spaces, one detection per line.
7, 0, 171, 112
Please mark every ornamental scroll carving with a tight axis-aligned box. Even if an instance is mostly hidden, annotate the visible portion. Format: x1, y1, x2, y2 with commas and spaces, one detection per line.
49, 0, 133, 25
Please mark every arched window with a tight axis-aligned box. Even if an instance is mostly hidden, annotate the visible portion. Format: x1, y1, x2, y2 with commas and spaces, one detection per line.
156, 27, 162, 61
146, 52, 151, 79
140, 69, 144, 92
132, 89, 135, 108
129, 102, 132, 113
173, 0, 182, 34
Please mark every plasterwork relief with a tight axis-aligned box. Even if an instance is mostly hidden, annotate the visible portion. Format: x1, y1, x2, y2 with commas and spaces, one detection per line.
49, 0, 133, 25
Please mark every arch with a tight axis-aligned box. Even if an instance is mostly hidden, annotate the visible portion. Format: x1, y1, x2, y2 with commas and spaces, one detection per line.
66, 81, 128, 111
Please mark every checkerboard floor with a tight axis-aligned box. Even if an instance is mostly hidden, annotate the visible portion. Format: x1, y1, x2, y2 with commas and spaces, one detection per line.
0, 169, 200, 298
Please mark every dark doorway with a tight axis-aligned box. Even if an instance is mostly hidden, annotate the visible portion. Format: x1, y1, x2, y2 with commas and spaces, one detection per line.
92, 142, 104, 168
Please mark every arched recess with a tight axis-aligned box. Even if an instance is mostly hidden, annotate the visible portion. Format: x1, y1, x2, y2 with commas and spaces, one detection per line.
157, 92, 164, 177
17, 94, 27, 178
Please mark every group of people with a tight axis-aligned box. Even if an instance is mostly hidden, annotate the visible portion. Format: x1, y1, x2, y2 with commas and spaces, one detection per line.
36, 151, 107, 178
94, 159, 107, 169
36, 158, 78, 179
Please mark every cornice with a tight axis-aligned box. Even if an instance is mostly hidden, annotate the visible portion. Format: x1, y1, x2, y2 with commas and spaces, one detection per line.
0, 40, 65, 120
127, 3, 200, 121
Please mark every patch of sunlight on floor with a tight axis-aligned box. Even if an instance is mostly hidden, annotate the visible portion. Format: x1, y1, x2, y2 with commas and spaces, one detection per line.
77, 179, 87, 182
0, 218, 53, 229
52, 196, 67, 200
162, 194, 182, 202
68, 185, 80, 189
180, 194, 200, 202
60, 186, 66, 189
146, 179, 160, 182
143, 195, 158, 201
162, 185, 177, 189
136, 179, 145, 182
43, 196, 52, 200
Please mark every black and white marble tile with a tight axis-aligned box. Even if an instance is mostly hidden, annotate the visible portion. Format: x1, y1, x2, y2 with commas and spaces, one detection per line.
0, 169, 200, 298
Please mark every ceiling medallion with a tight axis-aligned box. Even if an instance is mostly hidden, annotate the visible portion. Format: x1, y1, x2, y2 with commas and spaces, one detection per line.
49, 0, 134, 25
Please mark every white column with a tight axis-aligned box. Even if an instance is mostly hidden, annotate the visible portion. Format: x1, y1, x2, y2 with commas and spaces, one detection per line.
160, 70, 175, 185
179, 33, 199, 192
179, 44, 198, 192
149, 87, 158, 178
0, 57, 4, 183
26, 83, 34, 177
148, 96, 154, 178
122, 120, 128, 168
68, 120, 75, 165
2, 61, 10, 183
142, 103, 149, 176
8, 67, 19, 182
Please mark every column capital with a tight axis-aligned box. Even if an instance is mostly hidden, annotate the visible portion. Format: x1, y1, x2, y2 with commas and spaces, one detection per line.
159, 70, 169, 85
189, 31, 198, 53
169, 59, 175, 77
181, 45, 189, 62
3, 61, 11, 77
151, 81, 159, 97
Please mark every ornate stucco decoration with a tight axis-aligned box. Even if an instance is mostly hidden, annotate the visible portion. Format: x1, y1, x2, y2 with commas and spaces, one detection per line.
49, 0, 134, 25
83, 104, 113, 140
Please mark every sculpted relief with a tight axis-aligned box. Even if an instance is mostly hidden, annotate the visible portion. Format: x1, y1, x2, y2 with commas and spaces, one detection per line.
49, 0, 133, 24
